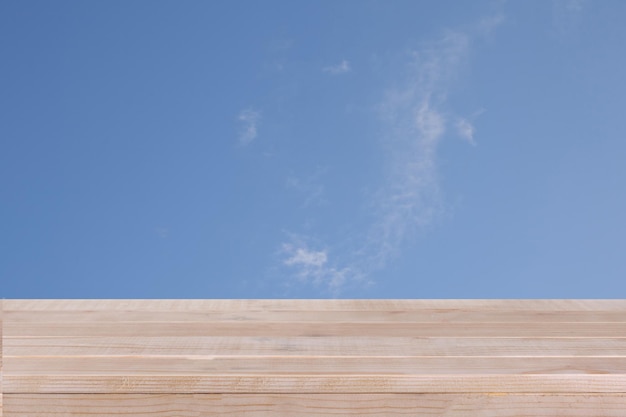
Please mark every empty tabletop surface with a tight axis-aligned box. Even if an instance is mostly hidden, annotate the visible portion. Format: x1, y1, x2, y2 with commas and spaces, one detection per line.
1, 299, 625, 416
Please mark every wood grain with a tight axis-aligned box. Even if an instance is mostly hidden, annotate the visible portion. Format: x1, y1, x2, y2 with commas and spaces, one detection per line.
1, 299, 3, 417
6, 356, 626, 376
2, 299, 626, 415
7, 308, 626, 323
7, 336, 626, 356
5, 394, 626, 416
7, 321, 626, 338
5, 374, 626, 394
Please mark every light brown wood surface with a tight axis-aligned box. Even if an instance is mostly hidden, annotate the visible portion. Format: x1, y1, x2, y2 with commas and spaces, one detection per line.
5, 394, 626, 416
1, 299, 625, 416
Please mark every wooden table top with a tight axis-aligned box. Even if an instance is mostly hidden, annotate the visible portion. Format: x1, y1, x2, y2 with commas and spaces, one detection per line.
2, 299, 625, 415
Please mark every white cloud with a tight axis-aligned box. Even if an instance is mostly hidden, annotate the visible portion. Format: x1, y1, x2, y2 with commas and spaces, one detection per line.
364, 31, 471, 268
283, 244, 328, 267
280, 239, 361, 295
456, 118, 476, 145
237, 109, 261, 145
456, 108, 485, 146
323, 60, 351, 75
416, 99, 446, 144
275, 16, 501, 294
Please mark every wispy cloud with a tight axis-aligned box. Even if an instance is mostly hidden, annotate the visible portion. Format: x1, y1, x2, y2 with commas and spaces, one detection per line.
364, 31, 471, 268
237, 108, 261, 145
277, 17, 501, 295
281, 238, 361, 295
455, 109, 484, 146
323, 60, 351, 75
283, 243, 327, 268
456, 118, 476, 145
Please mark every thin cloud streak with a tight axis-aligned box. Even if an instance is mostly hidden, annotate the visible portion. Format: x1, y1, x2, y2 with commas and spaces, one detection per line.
364, 32, 470, 268
456, 118, 476, 145
283, 244, 327, 267
237, 108, 261, 145
323, 60, 351, 74
278, 17, 500, 294
281, 239, 361, 295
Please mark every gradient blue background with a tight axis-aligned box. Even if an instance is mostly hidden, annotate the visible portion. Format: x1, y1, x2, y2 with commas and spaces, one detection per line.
2, 0, 625, 298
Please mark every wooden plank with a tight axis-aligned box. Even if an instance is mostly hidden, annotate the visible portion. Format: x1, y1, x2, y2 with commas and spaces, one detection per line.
5, 355, 626, 376
6, 321, 626, 338
7, 336, 626, 357
6, 309, 626, 323
6, 299, 626, 312
5, 393, 626, 416
1, 299, 3, 417
3, 299, 625, 413
5, 374, 626, 394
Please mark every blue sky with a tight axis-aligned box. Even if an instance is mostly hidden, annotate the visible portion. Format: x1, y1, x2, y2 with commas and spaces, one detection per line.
2, 0, 625, 298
